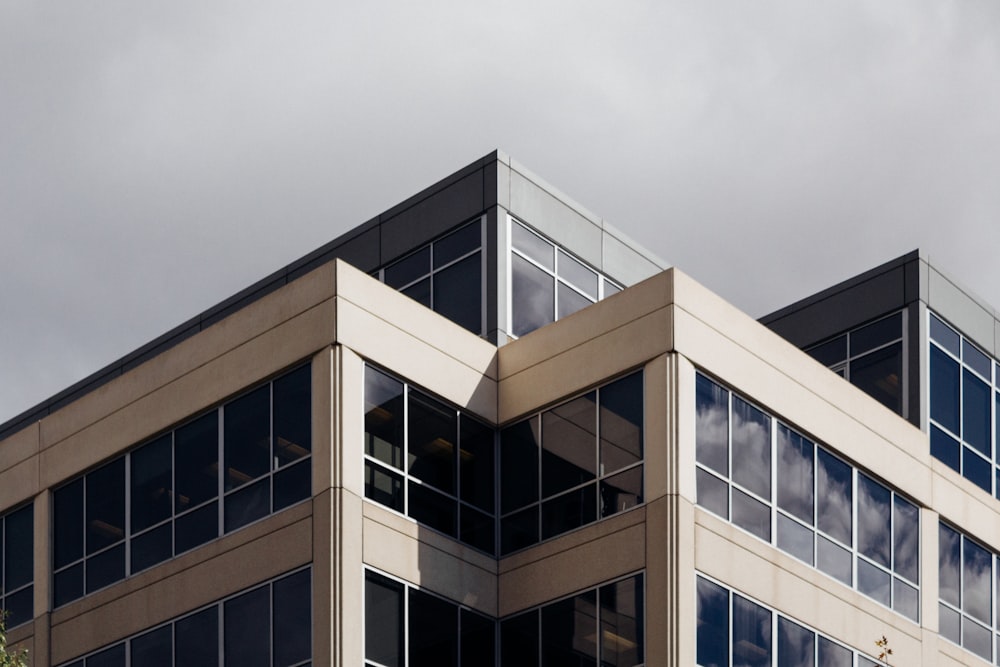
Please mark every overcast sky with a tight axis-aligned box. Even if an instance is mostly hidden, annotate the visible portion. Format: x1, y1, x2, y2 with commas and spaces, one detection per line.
2, 0, 999, 423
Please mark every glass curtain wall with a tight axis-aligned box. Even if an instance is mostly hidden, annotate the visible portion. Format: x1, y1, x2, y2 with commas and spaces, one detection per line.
0, 502, 33, 628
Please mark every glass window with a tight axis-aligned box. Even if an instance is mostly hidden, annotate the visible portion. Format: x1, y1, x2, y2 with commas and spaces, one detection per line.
176, 607, 218, 667
273, 365, 312, 467
224, 385, 271, 491
696, 577, 728, 667
0, 503, 33, 628
600, 576, 643, 667
511, 222, 554, 270
434, 253, 482, 333
732, 397, 770, 500
130, 626, 171, 667
501, 611, 538, 667
777, 426, 813, 524
695, 375, 729, 476
461, 608, 496, 667
366, 572, 404, 667
511, 253, 555, 337
500, 372, 644, 554
857, 474, 891, 568
816, 449, 852, 546
777, 617, 813, 667
733, 594, 771, 667
365, 366, 404, 469
541, 590, 598, 665
850, 343, 902, 413
385, 246, 431, 289
410, 589, 459, 667
408, 390, 457, 494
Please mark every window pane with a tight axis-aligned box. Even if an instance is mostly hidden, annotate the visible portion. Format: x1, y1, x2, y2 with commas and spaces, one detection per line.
512, 223, 554, 270
964, 618, 992, 661
408, 390, 457, 493
460, 505, 495, 554
273, 459, 311, 511
273, 365, 311, 467
542, 393, 597, 497
697, 577, 728, 667
894, 578, 919, 622
461, 608, 496, 667
817, 636, 851, 667
175, 411, 219, 513
851, 343, 902, 414
176, 608, 219, 667
850, 313, 901, 356
963, 370, 991, 455
558, 250, 598, 298
435, 222, 480, 269
557, 282, 593, 320
225, 585, 270, 667
131, 523, 172, 574
939, 603, 960, 644
939, 522, 961, 607
965, 448, 995, 493
695, 375, 729, 476
384, 246, 430, 288
225, 477, 270, 532
600, 466, 643, 518
54, 479, 84, 568
3, 586, 31, 628
732, 397, 771, 500
732, 488, 770, 542
816, 449, 852, 546
501, 611, 539, 667
402, 277, 431, 308
964, 536, 992, 624
541, 484, 597, 539
500, 419, 540, 513
930, 424, 960, 472
816, 536, 852, 586
460, 416, 495, 512
893, 497, 919, 584
500, 506, 538, 555
603, 281, 622, 298
410, 588, 458, 667
364, 366, 404, 469
930, 314, 960, 356
53, 563, 83, 607
541, 590, 598, 666
225, 385, 271, 491
365, 462, 403, 513
857, 475, 890, 568
274, 569, 311, 667
807, 336, 846, 367
733, 595, 771, 667
599, 372, 643, 475
777, 514, 814, 566
87, 644, 126, 667
963, 339, 992, 379
777, 426, 813, 525
86, 543, 125, 593
4, 504, 33, 591
857, 559, 890, 606
512, 253, 555, 337
131, 626, 172, 667
175, 501, 218, 554
408, 481, 458, 537
930, 345, 961, 434
87, 458, 125, 554
131, 435, 172, 533
434, 252, 482, 334
601, 575, 643, 667
697, 469, 729, 520
365, 572, 403, 667
777, 617, 814, 667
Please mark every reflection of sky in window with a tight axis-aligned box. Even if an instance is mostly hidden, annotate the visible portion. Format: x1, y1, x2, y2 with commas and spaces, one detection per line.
732, 398, 770, 499
816, 449, 852, 545
964, 537, 992, 624
777, 426, 813, 524
893, 499, 920, 583
857, 475, 891, 568
733, 595, 771, 667
696, 377, 728, 475
939, 523, 961, 607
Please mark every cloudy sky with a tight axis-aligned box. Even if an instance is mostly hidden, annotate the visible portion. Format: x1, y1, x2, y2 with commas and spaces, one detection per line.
2, 0, 999, 423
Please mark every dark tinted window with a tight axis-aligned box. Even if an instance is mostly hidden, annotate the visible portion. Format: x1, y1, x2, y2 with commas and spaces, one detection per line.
224, 586, 270, 667
512, 253, 554, 337
175, 412, 220, 512
131, 626, 172, 667
435, 253, 481, 334
274, 569, 311, 667
86, 458, 125, 555
500, 420, 539, 513
501, 611, 539, 667
366, 572, 403, 667
224, 385, 271, 491
542, 393, 597, 497
131, 435, 172, 533
175, 607, 218, 667
410, 588, 459, 667
365, 366, 404, 469
408, 390, 457, 493
273, 364, 312, 466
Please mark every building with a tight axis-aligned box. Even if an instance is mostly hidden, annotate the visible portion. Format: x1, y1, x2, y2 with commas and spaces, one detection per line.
0, 150, 995, 666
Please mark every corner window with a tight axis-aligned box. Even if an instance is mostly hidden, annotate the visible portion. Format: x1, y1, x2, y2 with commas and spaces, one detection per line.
499, 371, 643, 555
928, 312, 1000, 497
695, 373, 920, 621
365, 569, 495, 667
509, 219, 622, 338
380, 219, 484, 335
53, 364, 312, 607
500, 574, 643, 667
363, 365, 495, 554
0, 502, 33, 628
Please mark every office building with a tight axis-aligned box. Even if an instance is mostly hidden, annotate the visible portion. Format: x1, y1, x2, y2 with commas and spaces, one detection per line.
0, 151, 996, 666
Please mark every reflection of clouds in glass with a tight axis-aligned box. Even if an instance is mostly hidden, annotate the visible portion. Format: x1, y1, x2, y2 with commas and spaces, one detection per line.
817, 450, 851, 545
733, 596, 771, 667
818, 636, 852, 667
777, 426, 813, 523
696, 378, 729, 475
939, 524, 962, 607
857, 475, 890, 567
732, 398, 770, 499
892, 499, 920, 583
964, 537, 993, 624
857, 559, 891, 605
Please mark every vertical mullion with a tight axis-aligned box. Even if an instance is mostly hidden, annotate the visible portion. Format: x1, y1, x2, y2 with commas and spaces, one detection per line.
403, 385, 409, 518
269, 382, 275, 514
479, 215, 486, 337
218, 602, 225, 667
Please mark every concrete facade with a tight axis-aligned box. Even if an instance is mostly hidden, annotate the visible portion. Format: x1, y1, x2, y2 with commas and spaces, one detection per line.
0, 154, 995, 666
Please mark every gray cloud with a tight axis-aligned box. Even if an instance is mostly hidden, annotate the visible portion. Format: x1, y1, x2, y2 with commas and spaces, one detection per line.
2, 0, 1000, 421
